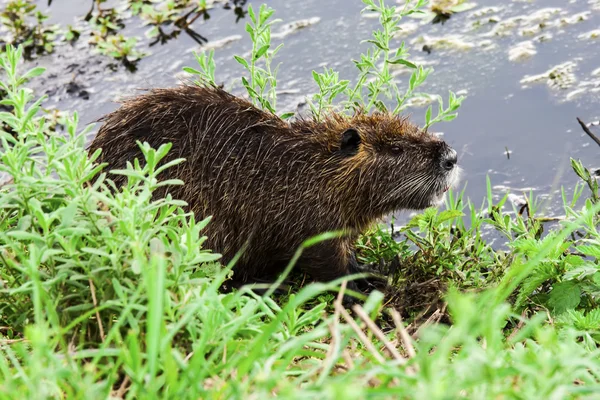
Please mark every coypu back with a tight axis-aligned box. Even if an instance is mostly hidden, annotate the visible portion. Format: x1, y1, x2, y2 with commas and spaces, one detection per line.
90, 84, 459, 287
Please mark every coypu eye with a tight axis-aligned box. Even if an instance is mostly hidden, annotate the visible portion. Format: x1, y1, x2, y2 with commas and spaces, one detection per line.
390, 145, 402, 154
340, 128, 361, 156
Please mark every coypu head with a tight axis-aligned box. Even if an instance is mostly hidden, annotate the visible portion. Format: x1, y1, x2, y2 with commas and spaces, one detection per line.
305, 112, 461, 217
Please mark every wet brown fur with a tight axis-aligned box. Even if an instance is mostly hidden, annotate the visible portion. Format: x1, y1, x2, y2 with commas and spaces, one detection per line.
89, 84, 455, 290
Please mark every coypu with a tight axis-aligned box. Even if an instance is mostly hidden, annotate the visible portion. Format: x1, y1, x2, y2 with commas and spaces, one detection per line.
89, 84, 460, 300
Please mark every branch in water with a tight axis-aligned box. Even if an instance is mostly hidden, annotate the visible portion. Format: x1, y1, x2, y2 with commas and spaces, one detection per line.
577, 117, 600, 148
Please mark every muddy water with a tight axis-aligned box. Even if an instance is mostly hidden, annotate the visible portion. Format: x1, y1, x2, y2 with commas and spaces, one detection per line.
21, 0, 600, 224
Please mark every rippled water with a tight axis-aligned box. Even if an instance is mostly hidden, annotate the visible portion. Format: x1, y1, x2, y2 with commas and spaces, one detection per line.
20, 0, 600, 222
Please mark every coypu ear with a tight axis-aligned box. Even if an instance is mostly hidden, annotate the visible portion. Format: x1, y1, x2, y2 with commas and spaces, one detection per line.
340, 128, 361, 156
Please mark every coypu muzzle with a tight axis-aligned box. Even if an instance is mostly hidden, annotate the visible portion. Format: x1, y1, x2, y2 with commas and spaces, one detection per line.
423, 143, 461, 208
432, 144, 461, 204
368, 136, 461, 213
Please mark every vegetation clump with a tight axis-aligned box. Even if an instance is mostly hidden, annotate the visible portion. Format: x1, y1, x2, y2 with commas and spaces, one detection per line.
0, 0, 247, 70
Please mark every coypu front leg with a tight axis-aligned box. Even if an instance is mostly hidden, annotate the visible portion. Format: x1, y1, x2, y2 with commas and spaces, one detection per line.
220, 261, 296, 297
347, 252, 388, 291
298, 241, 381, 306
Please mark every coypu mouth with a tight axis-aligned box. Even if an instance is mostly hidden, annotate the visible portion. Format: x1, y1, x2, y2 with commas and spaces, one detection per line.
428, 148, 461, 207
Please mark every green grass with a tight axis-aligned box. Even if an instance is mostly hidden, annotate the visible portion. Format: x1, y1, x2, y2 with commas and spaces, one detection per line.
2, 0, 600, 398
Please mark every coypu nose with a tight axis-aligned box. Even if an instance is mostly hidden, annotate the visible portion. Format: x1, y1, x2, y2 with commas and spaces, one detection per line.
441, 148, 457, 171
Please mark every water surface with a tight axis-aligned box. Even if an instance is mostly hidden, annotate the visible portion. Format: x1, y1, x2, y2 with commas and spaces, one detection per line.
20, 0, 600, 222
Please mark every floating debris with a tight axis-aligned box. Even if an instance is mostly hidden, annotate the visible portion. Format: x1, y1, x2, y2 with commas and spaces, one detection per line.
507, 193, 527, 208
520, 8, 563, 36
403, 93, 438, 108
469, 6, 503, 19
190, 35, 242, 52
482, 16, 521, 37
411, 34, 477, 51
524, 8, 563, 24
484, 7, 562, 37
570, 70, 600, 99
478, 39, 496, 51
508, 40, 536, 62
521, 61, 578, 90
556, 11, 591, 27
578, 29, 600, 40
537, 68, 600, 102
272, 17, 321, 39
393, 22, 420, 38
412, 0, 478, 24
493, 185, 537, 193
430, 0, 478, 15
533, 33, 553, 43
565, 88, 587, 101
276, 88, 301, 95
361, 12, 379, 19
467, 6, 502, 30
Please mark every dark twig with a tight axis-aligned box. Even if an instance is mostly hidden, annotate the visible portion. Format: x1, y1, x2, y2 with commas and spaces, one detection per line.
577, 118, 600, 148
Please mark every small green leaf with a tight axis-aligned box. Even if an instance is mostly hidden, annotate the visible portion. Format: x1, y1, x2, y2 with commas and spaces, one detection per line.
6, 231, 44, 243
254, 44, 270, 60
548, 281, 581, 314
576, 242, 600, 258
234, 56, 250, 69
388, 58, 417, 68
563, 264, 599, 281
436, 209, 463, 224
59, 202, 79, 228
312, 70, 321, 86
442, 114, 458, 122
20, 67, 45, 81
182, 67, 202, 75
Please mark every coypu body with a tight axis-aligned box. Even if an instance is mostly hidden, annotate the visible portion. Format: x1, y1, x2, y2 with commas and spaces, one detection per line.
89, 84, 459, 293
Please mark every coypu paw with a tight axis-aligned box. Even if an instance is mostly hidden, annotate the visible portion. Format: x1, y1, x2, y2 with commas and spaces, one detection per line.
342, 293, 358, 308
355, 274, 388, 292
348, 257, 389, 293
341, 280, 361, 308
